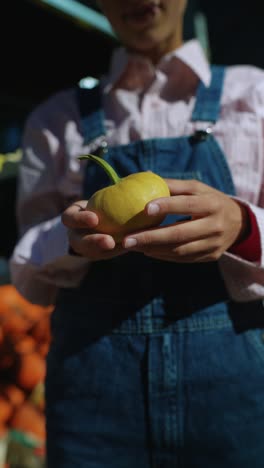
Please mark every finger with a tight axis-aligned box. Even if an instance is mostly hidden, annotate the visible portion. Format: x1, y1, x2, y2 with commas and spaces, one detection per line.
164, 178, 207, 195
141, 237, 218, 258
69, 231, 116, 252
146, 193, 216, 218
142, 238, 220, 262
69, 231, 130, 261
62, 201, 99, 229
123, 217, 213, 249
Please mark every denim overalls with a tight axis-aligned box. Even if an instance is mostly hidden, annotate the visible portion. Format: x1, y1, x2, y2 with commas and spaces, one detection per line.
46, 67, 264, 468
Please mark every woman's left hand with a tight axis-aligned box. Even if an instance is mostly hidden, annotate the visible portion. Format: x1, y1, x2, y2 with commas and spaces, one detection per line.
122, 179, 250, 263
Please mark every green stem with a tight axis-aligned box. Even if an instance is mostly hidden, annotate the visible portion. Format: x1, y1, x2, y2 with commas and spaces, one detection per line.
78, 153, 120, 185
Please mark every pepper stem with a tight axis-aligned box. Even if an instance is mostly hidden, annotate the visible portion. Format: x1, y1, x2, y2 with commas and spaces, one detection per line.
78, 154, 120, 185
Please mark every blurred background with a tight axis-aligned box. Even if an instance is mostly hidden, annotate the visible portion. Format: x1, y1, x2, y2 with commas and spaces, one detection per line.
0, 0, 264, 465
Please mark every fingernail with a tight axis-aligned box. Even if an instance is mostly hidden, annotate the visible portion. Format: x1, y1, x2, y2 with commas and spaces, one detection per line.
147, 203, 160, 215
124, 238, 137, 248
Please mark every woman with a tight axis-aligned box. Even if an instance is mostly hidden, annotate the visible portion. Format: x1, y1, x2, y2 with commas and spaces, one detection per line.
10, 1, 264, 466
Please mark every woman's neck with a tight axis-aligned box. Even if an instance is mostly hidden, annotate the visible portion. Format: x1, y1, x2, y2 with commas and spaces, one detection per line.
128, 26, 183, 65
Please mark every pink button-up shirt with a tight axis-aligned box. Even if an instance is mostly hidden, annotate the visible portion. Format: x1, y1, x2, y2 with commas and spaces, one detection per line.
9, 40, 264, 306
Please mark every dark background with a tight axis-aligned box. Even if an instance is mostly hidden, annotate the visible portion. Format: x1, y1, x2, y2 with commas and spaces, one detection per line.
2, 0, 264, 117
1, 0, 264, 258
2, 0, 264, 143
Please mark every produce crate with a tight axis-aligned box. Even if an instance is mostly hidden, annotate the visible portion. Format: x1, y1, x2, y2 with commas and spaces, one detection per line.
0, 285, 53, 468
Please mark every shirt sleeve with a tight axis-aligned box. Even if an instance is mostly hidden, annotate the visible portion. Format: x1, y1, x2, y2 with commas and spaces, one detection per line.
228, 205, 261, 262
9, 92, 90, 306
219, 198, 264, 303
217, 69, 264, 302
9, 216, 90, 306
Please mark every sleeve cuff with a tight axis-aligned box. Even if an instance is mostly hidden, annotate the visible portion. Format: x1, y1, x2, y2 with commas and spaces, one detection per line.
228, 206, 261, 262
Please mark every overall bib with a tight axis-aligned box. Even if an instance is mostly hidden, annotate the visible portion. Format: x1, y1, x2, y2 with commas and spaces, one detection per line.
46, 67, 264, 468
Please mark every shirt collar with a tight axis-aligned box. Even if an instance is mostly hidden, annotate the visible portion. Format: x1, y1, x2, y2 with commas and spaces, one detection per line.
102, 39, 211, 93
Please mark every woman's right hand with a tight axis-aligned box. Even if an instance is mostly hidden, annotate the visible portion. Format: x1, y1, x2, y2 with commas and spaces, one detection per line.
61, 201, 128, 261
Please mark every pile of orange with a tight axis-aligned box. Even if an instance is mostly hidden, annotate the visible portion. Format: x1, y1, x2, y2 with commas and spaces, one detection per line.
0, 284, 53, 450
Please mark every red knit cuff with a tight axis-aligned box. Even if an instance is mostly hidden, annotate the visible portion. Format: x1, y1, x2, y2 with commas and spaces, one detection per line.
228, 206, 261, 262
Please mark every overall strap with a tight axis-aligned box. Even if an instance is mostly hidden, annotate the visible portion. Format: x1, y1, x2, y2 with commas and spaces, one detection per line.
191, 65, 226, 123
76, 84, 106, 145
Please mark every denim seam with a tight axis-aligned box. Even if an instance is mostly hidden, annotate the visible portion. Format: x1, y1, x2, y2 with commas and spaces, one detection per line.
207, 138, 236, 195
112, 320, 232, 334
245, 330, 264, 365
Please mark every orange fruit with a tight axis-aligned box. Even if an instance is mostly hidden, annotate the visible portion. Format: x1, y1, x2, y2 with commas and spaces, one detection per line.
10, 402, 45, 442
16, 352, 46, 391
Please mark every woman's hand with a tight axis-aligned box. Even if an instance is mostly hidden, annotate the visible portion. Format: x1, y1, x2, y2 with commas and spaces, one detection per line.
122, 179, 250, 263
61, 201, 127, 261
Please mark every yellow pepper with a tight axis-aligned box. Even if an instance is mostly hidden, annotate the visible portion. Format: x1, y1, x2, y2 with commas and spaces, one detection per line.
79, 154, 170, 242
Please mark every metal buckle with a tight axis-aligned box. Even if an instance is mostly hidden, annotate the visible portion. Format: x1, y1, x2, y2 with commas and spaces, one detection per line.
190, 126, 213, 144
88, 137, 108, 158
